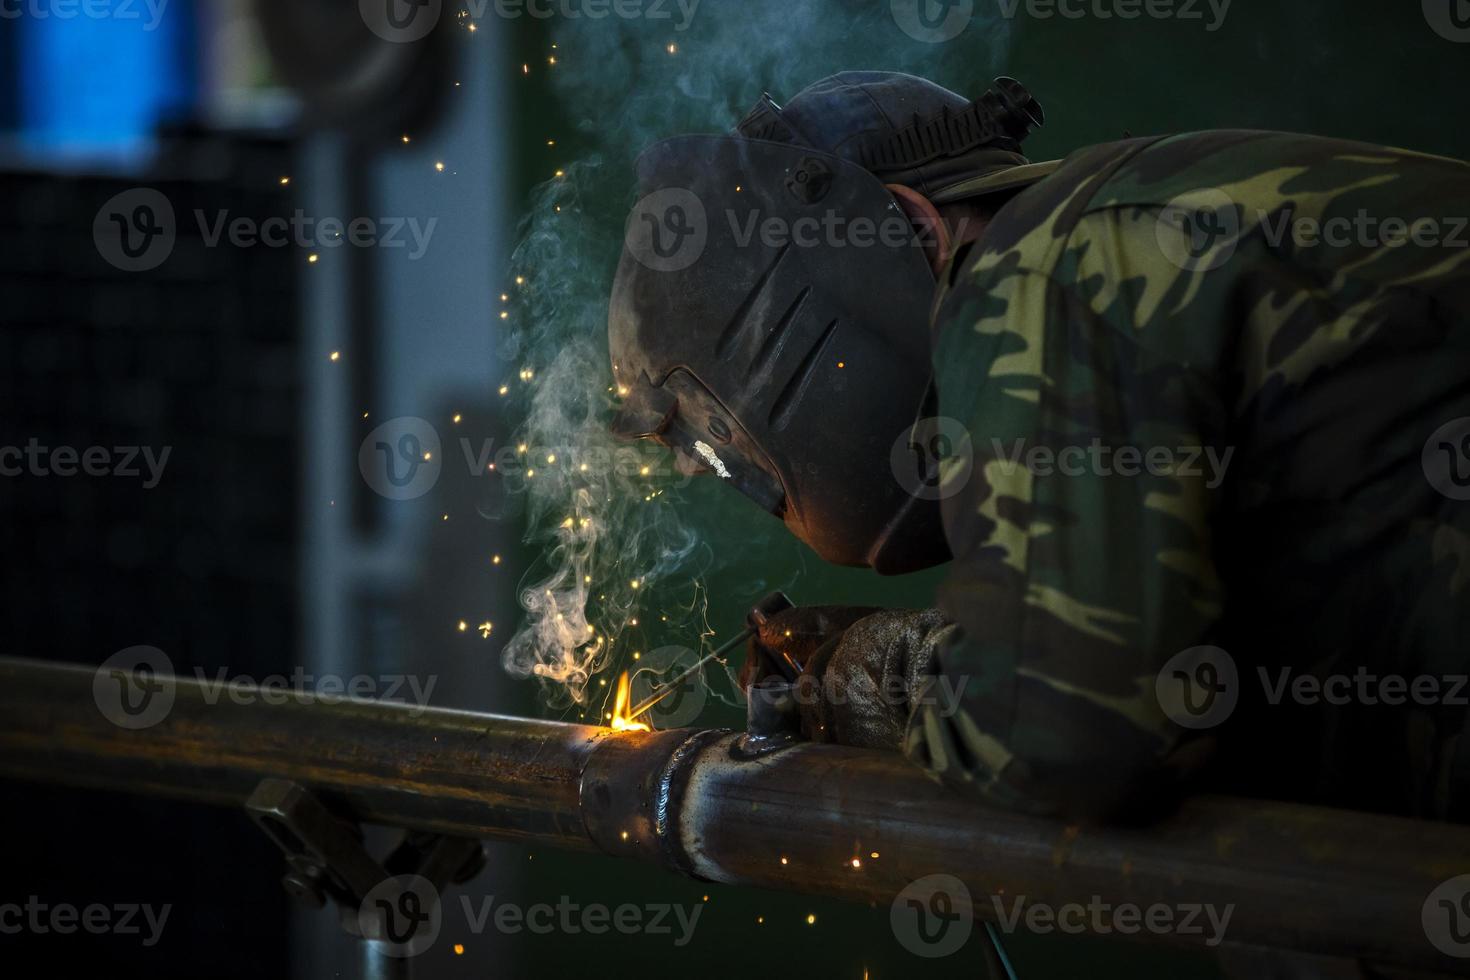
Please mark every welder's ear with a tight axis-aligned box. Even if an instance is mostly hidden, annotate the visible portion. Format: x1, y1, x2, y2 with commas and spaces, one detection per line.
886, 183, 951, 276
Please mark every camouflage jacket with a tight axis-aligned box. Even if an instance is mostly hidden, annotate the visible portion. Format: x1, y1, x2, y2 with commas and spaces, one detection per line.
904, 130, 1470, 821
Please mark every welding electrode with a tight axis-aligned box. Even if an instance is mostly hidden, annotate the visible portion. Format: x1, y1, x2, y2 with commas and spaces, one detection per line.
626, 591, 794, 721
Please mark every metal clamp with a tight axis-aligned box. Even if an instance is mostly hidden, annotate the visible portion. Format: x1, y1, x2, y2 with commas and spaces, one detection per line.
246, 778, 485, 976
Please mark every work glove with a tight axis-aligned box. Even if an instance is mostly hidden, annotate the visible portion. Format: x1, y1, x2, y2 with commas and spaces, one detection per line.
741, 606, 954, 750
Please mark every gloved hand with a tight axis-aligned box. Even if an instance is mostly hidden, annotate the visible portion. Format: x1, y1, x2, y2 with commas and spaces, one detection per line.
742, 606, 954, 750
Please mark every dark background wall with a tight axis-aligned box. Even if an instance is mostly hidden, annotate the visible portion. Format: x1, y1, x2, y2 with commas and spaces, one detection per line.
0, 2, 1466, 979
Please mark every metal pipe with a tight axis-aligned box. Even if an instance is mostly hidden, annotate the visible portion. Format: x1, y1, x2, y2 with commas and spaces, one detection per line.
0, 656, 1465, 973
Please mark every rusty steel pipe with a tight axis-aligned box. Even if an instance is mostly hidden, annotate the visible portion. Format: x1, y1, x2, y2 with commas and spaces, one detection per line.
1, 656, 1467, 973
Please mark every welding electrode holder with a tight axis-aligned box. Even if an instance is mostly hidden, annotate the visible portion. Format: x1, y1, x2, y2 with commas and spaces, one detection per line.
735, 591, 804, 757
745, 589, 799, 682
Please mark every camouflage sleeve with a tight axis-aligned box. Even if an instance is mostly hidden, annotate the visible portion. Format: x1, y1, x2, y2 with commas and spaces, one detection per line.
904, 219, 1230, 820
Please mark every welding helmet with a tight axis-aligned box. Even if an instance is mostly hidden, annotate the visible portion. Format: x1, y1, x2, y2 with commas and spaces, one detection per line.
608, 73, 1051, 573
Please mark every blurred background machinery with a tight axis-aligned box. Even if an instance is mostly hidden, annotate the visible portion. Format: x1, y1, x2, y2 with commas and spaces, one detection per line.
0, 2, 518, 976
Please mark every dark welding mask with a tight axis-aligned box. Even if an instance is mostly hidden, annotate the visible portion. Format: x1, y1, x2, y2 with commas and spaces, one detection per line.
608, 73, 1051, 574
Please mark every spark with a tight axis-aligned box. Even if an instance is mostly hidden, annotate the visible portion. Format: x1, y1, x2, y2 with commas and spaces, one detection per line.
850, 858, 862, 869
837, 360, 845, 368
630, 579, 641, 589
499, 385, 509, 396
667, 42, 678, 54
579, 463, 589, 472
500, 311, 510, 320
806, 914, 816, 926
328, 350, 340, 361
478, 621, 493, 638
453, 944, 464, 955
423, 451, 432, 461
467, 22, 476, 31
279, 176, 290, 185
523, 64, 529, 74
546, 454, 556, 464
620, 831, 629, 841
307, 254, 319, 264
517, 444, 528, 454
780, 856, 789, 866
401, 135, 410, 144
500, 293, 509, 302
435, 162, 445, 172
515, 275, 525, 285
870, 851, 880, 859
458, 621, 468, 632
453, 413, 462, 424
492, 555, 502, 565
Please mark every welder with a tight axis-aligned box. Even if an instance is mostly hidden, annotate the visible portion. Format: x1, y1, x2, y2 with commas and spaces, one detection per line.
607, 71, 1470, 824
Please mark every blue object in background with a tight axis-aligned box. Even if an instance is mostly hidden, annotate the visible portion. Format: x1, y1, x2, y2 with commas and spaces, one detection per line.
12, 0, 197, 161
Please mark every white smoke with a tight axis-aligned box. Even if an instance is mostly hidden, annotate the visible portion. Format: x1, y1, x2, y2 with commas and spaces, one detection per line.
496, 0, 1012, 716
